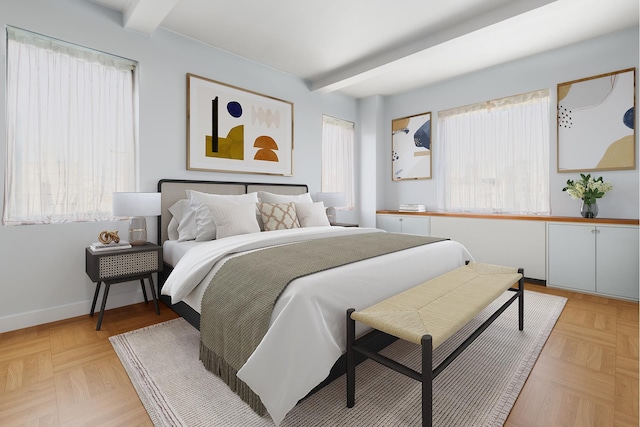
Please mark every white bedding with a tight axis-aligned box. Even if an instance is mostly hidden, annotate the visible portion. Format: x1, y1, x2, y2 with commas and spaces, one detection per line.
161, 227, 473, 425
162, 239, 201, 267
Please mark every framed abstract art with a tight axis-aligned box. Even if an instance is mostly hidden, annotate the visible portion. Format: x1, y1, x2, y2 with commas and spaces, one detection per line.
557, 68, 635, 172
392, 111, 432, 180
187, 73, 294, 175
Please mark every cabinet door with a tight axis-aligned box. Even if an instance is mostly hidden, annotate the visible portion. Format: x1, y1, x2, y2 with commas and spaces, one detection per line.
547, 224, 596, 292
376, 215, 402, 233
400, 216, 430, 236
596, 226, 639, 300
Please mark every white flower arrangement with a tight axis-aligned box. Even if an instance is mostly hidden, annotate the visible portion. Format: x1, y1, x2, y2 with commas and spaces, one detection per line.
562, 173, 612, 205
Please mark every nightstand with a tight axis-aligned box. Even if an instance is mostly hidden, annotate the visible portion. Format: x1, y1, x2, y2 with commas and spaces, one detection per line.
86, 243, 163, 330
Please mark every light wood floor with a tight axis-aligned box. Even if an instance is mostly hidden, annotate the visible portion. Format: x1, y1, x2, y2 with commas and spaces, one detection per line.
506, 285, 639, 427
0, 284, 637, 426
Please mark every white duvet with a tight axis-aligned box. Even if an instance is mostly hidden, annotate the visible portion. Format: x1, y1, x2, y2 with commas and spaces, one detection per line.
161, 226, 473, 425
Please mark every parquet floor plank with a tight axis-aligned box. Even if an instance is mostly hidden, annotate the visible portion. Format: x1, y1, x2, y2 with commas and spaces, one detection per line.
0, 377, 59, 427
506, 285, 637, 427
0, 300, 176, 427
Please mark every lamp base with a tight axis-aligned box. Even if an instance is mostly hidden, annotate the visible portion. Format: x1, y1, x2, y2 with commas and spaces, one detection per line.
326, 207, 337, 225
129, 216, 147, 245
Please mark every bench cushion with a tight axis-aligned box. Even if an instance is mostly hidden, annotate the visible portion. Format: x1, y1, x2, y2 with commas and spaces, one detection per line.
350, 262, 522, 348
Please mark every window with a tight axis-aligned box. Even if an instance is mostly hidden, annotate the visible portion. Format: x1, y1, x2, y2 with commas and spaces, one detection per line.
436, 89, 550, 214
321, 115, 355, 209
3, 27, 137, 225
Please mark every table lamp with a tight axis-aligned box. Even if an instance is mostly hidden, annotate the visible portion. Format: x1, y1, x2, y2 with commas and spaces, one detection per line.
112, 192, 161, 245
314, 192, 346, 225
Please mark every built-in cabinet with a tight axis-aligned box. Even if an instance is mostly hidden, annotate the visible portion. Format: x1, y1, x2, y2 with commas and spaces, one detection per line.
377, 211, 639, 300
377, 213, 546, 280
547, 223, 639, 301
430, 216, 546, 281
376, 214, 430, 236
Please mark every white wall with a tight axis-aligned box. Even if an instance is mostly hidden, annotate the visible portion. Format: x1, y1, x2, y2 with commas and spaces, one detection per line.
378, 27, 640, 220
357, 95, 384, 228
0, 0, 358, 332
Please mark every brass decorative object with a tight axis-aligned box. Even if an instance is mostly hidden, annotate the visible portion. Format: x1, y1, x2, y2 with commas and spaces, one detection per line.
98, 230, 120, 244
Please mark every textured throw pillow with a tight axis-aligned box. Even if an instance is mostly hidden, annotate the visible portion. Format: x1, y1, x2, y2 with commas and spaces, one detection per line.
295, 201, 330, 227
208, 203, 261, 239
259, 202, 301, 231
186, 190, 259, 241
168, 199, 197, 241
258, 191, 313, 204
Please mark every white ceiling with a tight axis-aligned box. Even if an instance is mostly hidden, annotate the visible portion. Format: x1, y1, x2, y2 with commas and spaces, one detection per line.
89, 0, 639, 98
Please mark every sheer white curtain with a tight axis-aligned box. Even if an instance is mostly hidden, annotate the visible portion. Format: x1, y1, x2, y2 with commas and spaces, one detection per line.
321, 115, 355, 209
4, 27, 137, 225
436, 89, 550, 214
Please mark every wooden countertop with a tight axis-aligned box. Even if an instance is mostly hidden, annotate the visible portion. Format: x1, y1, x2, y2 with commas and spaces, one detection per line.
376, 210, 639, 226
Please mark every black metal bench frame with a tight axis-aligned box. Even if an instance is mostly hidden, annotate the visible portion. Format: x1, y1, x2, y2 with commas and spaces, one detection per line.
346, 266, 524, 427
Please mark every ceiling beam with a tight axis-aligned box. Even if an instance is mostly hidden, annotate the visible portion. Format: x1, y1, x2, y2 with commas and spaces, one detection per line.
309, 0, 558, 93
123, 0, 182, 35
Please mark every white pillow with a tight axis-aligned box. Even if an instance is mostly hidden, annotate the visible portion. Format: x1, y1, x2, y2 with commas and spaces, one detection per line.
258, 191, 313, 204
167, 217, 180, 240
186, 190, 259, 241
209, 203, 261, 239
259, 202, 300, 231
168, 199, 197, 241
295, 201, 330, 227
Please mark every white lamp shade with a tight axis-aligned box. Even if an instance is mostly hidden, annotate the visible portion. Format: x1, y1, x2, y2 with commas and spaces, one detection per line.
112, 192, 161, 217
314, 192, 346, 208
112, 192, 161, 245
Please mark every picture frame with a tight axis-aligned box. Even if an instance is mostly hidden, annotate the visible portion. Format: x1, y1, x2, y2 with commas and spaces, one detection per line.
557, 68, 636, 172
187, 73, 294, 176
392, 111, 432, 180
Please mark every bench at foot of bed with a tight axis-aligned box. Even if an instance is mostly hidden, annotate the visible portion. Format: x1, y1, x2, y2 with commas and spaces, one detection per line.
346, 261, 524, 427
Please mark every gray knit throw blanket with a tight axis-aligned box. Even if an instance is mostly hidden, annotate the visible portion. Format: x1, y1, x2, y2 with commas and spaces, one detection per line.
199, 232, 448, 416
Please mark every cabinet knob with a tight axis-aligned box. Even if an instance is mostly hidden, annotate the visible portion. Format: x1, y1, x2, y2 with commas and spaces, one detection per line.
591, 229, 600, 234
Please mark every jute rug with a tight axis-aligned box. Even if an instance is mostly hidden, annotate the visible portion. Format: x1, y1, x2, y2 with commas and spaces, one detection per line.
110, 290, 566, 426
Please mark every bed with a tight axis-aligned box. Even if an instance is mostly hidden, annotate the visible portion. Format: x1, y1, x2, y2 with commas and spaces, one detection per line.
156, 179, 473, 425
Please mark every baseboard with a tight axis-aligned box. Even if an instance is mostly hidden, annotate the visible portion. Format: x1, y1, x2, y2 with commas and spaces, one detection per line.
0, 289, 147, 333
525, 277, 546, 286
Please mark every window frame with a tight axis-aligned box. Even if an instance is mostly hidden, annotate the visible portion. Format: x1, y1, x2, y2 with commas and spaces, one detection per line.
3, 26, 138, 225
321, 114, 355, 210
436, 89, 550, 215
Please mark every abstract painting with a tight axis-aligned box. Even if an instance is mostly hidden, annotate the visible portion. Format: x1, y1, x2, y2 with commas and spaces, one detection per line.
187, 73, 293, 175
557, 68, 635, 172
392, 111, 432, 180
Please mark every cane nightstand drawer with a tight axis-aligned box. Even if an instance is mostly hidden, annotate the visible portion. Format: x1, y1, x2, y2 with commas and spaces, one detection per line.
85, 243, 162, 282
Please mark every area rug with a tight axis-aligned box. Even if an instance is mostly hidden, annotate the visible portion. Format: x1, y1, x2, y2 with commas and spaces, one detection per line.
110, 290, 566, 426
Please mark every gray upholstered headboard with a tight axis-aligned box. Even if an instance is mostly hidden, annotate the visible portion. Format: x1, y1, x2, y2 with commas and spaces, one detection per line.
157, 179, 309, 244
